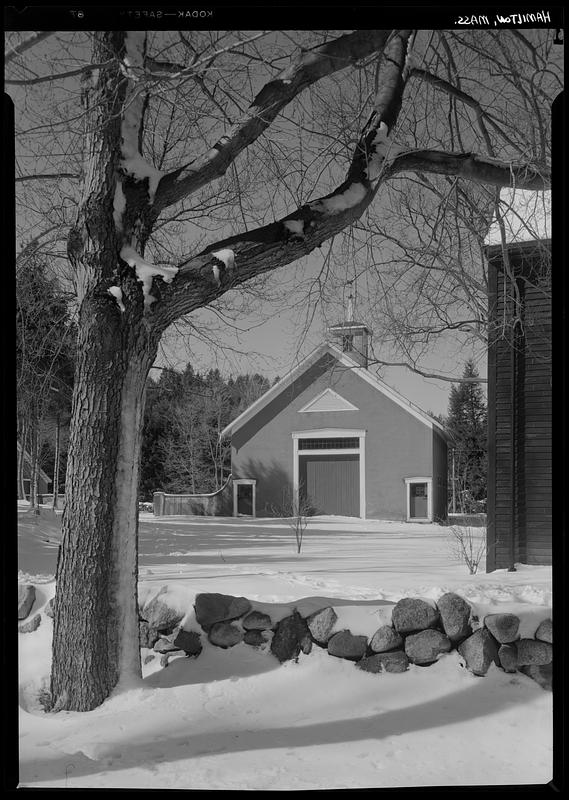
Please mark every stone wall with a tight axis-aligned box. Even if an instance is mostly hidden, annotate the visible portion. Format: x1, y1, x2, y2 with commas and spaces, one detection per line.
17, 582, 552, 692
138, 589, 553, 691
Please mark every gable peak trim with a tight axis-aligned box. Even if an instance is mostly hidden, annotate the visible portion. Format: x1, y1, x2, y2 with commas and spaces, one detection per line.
298, 387, 359, 413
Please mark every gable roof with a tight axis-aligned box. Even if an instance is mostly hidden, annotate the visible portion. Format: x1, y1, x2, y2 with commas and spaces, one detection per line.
220, 343, 453, 443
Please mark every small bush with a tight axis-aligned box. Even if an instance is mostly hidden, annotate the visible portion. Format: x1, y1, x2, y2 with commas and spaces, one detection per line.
446, 525, 487, 574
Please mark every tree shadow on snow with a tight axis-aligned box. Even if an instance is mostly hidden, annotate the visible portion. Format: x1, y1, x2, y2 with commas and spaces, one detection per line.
19, 677, 546, 787
143, 644, 280, 689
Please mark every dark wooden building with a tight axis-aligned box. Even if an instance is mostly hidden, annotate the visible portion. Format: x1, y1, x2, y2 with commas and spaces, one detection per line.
486, 190, 551, 570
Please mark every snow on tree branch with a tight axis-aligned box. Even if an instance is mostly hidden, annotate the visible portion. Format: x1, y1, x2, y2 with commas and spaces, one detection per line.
154, 30, 395, 212
114, 31, 164, 224
4, 31, 55, 64
151, 27, 550, 329
151, 32, 419, 326
120, 245, 178, 307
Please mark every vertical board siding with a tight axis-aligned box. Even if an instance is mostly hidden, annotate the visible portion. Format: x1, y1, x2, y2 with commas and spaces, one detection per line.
300, 454, 359, 517
486, 241, 551, 570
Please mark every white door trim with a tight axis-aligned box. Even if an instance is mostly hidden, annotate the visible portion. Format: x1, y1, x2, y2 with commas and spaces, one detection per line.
233, 479, 256, 517
404, 476, 433, 522
292, 429, 366, 519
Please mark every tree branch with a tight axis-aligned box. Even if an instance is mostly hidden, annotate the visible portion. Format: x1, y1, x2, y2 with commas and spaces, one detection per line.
385, 149, 549, 189
368, 358, 488, 384
151, 30, 549, 331
5, 31, 55, 64
5, 61, 113, 85
409, 67, 525, 155
152, 31, 414, 328
16, 173, 81, 183
154, 30, 395, 212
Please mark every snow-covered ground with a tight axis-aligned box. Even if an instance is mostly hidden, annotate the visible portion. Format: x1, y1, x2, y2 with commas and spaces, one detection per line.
18, 510, 553, 789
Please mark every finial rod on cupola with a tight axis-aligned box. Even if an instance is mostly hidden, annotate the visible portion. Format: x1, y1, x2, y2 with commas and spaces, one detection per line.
346, 292, 354, 322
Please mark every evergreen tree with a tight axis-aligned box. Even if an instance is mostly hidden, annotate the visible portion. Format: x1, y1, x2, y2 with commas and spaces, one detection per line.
446, 360, 488, 512
139, 369, 271, 500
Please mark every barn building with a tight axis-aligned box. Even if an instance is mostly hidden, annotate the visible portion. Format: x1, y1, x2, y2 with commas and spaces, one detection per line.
485, 189, 551, 571
220, 321, 452, 521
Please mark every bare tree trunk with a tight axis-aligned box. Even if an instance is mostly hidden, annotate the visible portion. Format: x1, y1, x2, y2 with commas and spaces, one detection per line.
52, 413, 61, 510
29, 415, 39, 511
17, 420, 27, 500
50, 295, 159, 712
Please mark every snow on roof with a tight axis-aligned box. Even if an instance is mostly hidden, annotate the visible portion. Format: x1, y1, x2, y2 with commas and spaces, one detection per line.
484, 188, 551, 247
220, 343, 452, 442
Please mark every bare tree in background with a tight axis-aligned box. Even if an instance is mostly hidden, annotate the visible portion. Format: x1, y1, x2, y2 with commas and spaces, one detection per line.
6, 28, 557, 711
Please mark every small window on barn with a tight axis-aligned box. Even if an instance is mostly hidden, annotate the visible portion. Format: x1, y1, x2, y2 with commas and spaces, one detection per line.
298, 437, 359, 450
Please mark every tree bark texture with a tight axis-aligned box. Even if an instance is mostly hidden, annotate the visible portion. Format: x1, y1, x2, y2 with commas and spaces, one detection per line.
50, 297, 159, 711
50, 30, 161, 711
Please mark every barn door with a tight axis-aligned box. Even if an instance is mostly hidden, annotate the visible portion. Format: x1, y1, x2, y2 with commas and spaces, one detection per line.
299, 454, 359, 517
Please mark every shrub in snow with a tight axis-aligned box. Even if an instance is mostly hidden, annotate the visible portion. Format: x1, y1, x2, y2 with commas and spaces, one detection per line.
515, 639, 552, 666
306, 606, 338, 646
18, 584, 36, 619
457, 629, 500, 676
369, 625, 404, 654
270, 611, 312, 663
194, 593, 252, 632
327, 630, 368, 662
445, 525, 487, 574
535, 619, 552, 644
404, 630, 452, 666
436, 592, 473, 643
19, 613, 41, 634
391, 597, 440, 635
483, 613, 520, 644
242, 610, 273, 631
357, 651, 409, 674
208, 621, 244, 648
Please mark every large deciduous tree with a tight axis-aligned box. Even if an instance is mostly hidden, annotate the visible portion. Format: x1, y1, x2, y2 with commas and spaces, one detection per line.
7, 28, 556, 711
